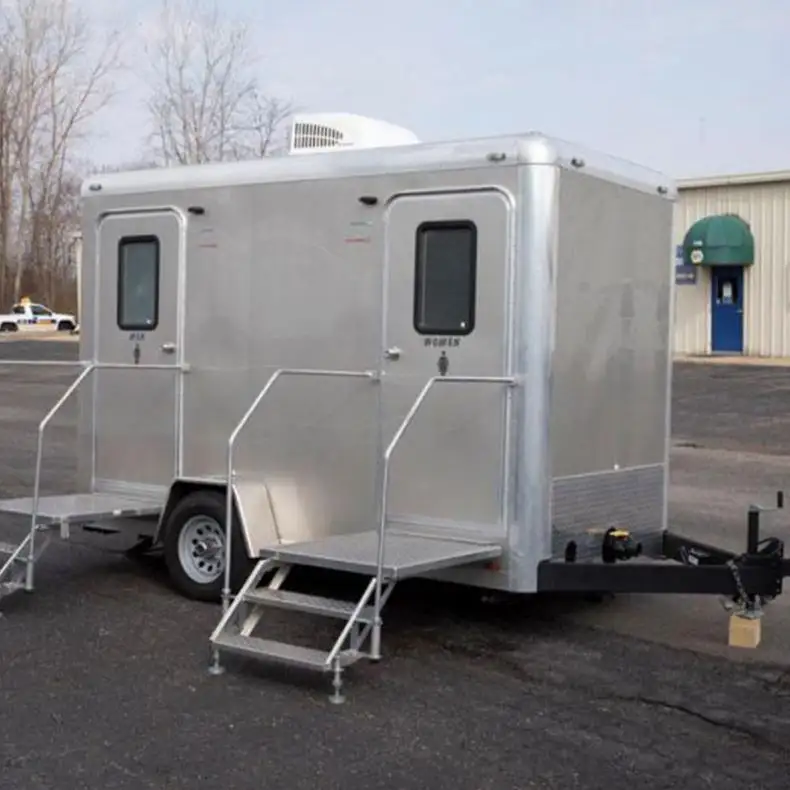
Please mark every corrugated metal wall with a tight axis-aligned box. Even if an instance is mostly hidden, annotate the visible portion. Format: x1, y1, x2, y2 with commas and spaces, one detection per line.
673, 179, 790, 356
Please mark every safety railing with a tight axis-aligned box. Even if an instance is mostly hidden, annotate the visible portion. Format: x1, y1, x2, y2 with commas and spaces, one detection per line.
27, 362, 96, 585
325, 576, 378, 666
0, 359, 186, 590
369, 374, 517, 658
222, 367, 379, 612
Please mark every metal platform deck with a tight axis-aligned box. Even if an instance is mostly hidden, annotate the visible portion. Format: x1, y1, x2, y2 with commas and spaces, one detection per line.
262, 529, 502, 579
0, 492, 164, 524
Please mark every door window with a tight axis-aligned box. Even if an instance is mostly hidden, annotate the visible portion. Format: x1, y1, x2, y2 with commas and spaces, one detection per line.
117, 236, 160, 330
716, 274, 739, 305
413, 221, 477, 336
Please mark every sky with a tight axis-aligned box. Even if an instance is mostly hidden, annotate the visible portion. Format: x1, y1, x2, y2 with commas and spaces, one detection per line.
83, 0, 790, 179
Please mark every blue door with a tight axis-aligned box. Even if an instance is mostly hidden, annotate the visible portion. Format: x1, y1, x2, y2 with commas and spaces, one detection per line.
710, 266, 744, 353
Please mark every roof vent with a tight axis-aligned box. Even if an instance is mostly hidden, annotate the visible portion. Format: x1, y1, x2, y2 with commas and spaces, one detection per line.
288, 112, 420, 155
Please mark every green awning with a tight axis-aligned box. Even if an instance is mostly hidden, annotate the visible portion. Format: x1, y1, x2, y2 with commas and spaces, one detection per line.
682, 213, 755, 267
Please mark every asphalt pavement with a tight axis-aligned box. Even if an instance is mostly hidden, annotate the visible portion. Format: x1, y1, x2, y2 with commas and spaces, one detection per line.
2, 342, 790, 790
672, 361, 790, 456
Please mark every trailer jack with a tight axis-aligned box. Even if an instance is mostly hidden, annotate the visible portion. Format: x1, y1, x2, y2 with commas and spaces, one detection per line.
537, 491, 790, 647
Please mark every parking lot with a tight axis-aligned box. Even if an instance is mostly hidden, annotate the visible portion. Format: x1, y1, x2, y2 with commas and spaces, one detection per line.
2, 339, 790, 789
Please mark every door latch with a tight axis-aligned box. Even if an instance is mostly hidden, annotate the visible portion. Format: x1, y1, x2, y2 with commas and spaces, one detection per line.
161, 342, 176, 354
384, 346, 402, 360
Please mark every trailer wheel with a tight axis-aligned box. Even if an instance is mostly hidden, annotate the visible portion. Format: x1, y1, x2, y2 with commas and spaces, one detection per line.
163, 489, 254, 602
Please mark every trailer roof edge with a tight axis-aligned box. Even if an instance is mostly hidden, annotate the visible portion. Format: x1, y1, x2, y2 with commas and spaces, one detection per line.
82, 132, 676, 199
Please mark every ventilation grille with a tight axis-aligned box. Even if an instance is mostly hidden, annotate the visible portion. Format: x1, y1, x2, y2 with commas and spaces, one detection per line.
291, 122, 345, 152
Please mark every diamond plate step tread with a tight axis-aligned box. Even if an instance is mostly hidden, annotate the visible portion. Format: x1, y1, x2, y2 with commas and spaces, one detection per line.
212, 633, 362, 671
264, 529, 503, 579
244, 588, 374, 622
0, 492, 163, 524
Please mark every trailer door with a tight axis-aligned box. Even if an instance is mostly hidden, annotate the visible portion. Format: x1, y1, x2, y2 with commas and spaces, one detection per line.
382, 189, 513, 537
93, 210, 183, 488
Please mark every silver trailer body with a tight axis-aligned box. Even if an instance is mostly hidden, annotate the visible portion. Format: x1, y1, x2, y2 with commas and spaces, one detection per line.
0, 129, 676, 697
63, 131, 674, 594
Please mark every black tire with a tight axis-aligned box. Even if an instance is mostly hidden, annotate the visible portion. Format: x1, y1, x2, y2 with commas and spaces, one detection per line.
57, 320, 74, 332
0, 322, 17, 332
163, 488, 255, 603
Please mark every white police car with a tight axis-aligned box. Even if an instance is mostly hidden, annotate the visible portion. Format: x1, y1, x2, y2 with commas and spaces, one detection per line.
11, 297, 77, 332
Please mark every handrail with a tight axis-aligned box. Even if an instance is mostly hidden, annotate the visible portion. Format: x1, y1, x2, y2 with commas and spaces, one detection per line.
370, 374, 517, 657
24, 360, 185, 590
222, 367, 378, 611
325, 576, 377, 665
0, 360, 86, 367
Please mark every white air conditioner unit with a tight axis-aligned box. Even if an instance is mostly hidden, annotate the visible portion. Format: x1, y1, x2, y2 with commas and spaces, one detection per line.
288, 112, 420, 155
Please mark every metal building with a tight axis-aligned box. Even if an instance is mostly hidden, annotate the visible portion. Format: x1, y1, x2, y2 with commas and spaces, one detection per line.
673, 170, 790, 357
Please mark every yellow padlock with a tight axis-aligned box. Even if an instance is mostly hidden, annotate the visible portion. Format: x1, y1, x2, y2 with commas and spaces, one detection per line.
728, 612, 762, 649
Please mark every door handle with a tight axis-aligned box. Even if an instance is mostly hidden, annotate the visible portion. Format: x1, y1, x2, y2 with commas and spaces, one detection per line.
384, 346, 402, 360
161, 342, 176, 354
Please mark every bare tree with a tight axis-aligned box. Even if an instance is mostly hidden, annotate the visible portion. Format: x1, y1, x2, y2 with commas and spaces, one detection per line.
236, 91, 294, 159
0, 38, 21, 306
144, 0, 294, 165
0, 0, 294, 312
0, 0, 120, 303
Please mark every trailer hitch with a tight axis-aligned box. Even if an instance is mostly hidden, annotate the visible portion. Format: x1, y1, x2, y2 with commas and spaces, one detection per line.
665, 491, 790, 603
537, 490, 790, 600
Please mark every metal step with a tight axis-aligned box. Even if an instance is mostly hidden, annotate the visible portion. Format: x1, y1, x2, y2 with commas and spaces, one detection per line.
264, 529, 503, 579
244, 588, 374, 622
212, 632, 361, 671
0, 492, 163, 525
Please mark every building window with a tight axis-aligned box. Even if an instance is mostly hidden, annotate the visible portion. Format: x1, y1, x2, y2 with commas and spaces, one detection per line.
117, 236, 160, 331
413, 221, 477, 335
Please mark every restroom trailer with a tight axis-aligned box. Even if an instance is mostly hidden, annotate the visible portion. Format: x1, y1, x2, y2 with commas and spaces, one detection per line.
2, 125, 788, 701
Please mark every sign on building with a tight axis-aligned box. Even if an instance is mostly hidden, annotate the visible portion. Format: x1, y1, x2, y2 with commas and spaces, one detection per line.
675, 244, 697, 285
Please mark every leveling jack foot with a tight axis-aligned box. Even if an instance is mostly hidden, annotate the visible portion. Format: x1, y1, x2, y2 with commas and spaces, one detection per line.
329, 663, 345, 705
207, 648, 226, 676
369, 619, 382, 662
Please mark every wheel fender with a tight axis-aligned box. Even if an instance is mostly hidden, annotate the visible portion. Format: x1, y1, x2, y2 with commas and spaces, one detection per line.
154, 479, 228, 547
156, 478, 279, 558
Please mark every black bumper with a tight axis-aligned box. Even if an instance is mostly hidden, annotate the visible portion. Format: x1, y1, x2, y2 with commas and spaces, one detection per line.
537, 494, 790, 600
